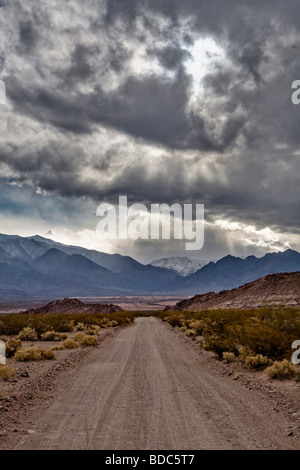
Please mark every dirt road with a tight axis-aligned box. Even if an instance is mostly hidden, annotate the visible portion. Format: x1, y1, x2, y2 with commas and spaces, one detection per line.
13, 317, 298, 450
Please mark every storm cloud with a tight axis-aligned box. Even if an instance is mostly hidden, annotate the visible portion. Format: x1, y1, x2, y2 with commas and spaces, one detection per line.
0, 0, 300, 259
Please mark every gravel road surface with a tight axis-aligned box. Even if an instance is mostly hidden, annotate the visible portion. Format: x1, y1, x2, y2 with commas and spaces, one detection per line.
14, 317, 298, 450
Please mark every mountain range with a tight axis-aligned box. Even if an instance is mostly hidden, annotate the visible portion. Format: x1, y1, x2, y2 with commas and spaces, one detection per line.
0, 234, 178, 298
170, 249, 300, 294
0, 233, 300, 299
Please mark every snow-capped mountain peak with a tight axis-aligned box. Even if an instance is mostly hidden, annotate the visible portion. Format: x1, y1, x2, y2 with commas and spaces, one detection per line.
148, 257, 210, 277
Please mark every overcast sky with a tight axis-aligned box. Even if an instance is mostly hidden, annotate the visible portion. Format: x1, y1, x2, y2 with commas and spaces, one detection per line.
0, 0, 300, 263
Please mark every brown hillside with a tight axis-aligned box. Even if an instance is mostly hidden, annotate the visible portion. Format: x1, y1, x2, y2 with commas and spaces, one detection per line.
167, 271, 300, 311
21, 298, 123, 314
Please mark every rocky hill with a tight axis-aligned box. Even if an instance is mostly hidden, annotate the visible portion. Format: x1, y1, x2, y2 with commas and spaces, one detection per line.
21, 298, 123, 315
167, 271, 300, 311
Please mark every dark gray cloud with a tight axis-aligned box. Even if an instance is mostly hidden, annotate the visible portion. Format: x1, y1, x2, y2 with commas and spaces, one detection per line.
8, 71, 228, 150
4, 1, 295, 154
105, 0, 139, 24
19, 20, 37, 54
1, 0, 300, 256
65, 44, 99, 83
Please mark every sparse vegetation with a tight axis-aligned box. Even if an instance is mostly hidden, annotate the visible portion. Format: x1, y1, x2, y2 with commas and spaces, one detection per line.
84, 325, 100, 335
79, 335, 98, 347
107, 320, 119, 328
185, 328, 197, 337
14, 346, 56, 361
237, 346, 255, 361
160, 307, 300, 379
41, 331, 68, 341
222, 351, 236, 363
41, 349, 56, 360
74, 323, 100, 335
5, 338, 22, 357
244, 354, 273, 370
265, 359, 298, 380
75, 322, 86, 331
0, 311, 138, 337
73, 332, 87, 342
0, 364, 16, 381
18, 327, 38, 341
52, 339, 79, 351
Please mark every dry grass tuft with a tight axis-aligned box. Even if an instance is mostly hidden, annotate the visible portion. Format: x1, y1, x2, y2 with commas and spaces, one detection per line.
14, 346, 56, 361
0, 364, 16, 381
265, 359, 297, 380
18, 327, 38, 341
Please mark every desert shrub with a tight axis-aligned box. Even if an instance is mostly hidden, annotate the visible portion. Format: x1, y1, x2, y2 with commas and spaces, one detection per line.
204, 335, 237, 358
75, 322, 86, 331
5, 338, 22, 357
163, 315, 184, 328
244, 354, 273, 370
185, 328, 197, 337
60, 332, 69, 340
18, 327, 38, 341
80, 335, 98, 347
159, 307, 300, 361
239, 325, 292, 361
40, 349, 56, 360
107, 320, 118, 328
46, 317, 74, 333
189, 320, 205, 335
98, 317, 109, 328
51, 339, 78, 351
84, 325, 100, 335
238, 346, 255, 361
265, 360, 298, 380
0, 365, 16, 381
60, 339, 78, 350
0, 311, 140, 337
73, 332, 87, 342
222, 352, 236, 363
41, 331, 68, 341
14, 346, 56, 361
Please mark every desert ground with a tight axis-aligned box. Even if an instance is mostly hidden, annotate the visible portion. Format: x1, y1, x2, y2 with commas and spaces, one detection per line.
0, 317, 299, 450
